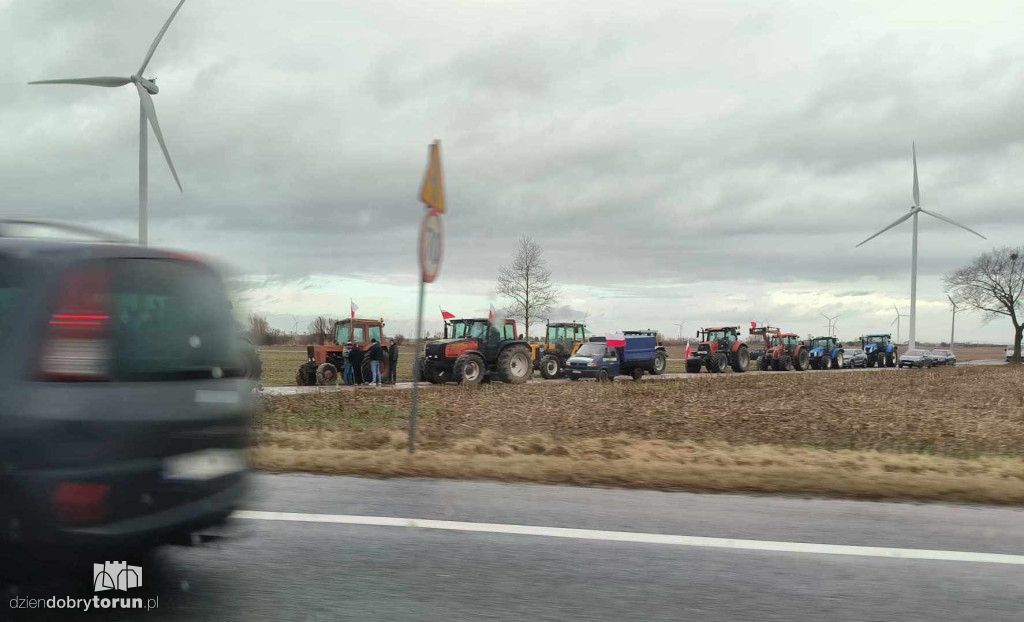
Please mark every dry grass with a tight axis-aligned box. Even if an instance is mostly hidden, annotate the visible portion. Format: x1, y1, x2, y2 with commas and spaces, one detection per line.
251, 366, 1024, 504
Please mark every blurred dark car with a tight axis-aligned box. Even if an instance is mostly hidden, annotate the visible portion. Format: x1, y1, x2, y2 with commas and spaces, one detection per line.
843, 348, 868, 368
930, 349, 956, 366
898, 349, 934, 369
0, 225, 251, 555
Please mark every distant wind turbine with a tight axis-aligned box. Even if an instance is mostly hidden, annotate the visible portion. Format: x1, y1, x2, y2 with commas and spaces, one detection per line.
29, 0, 187, 246
856, 143, 986, 350
820, 313, 839, 338
891, 305, 909, 345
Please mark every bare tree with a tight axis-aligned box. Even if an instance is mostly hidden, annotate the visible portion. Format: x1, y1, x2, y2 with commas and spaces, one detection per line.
308, 316, 332, 345
496, 236, 559, 340
944, 246, 1024, 364
247, 314, 270, 346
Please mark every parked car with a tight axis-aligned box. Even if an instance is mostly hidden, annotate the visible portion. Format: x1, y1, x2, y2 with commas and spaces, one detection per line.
930, 349, 956, 366
898, 349, 934, 369
844, 348, 868, 368
0, 225, 251, 555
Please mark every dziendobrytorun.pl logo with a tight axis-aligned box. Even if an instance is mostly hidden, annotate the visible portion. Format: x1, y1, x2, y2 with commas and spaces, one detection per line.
8, 561, 159, 612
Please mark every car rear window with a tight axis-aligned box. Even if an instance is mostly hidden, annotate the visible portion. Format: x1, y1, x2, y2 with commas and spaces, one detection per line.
109, 259, 238, 381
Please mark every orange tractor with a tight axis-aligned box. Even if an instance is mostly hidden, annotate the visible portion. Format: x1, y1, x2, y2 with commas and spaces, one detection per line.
295, 317, 390, 385
750, 325, 809, 371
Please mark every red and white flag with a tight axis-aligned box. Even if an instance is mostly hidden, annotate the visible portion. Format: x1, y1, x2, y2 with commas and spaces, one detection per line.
440, 307, 455, 321
685, 342, 692, 359
350, 299, 359, 319
488, 304, 496, 323
606, 334, 626, 348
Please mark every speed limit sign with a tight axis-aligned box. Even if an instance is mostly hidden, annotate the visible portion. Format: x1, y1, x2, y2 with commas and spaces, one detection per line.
418, 210, 444, 283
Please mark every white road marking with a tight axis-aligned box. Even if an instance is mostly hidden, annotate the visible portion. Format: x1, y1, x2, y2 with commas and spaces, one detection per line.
233, 510, 1024, 566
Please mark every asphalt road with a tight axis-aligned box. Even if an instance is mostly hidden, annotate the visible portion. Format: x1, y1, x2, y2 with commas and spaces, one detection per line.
8, 474, 1024, 621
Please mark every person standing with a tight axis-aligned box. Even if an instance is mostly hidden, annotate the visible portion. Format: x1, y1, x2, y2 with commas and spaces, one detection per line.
343, 342, 355, 385
368, 339, 384, 387
349, 342, 364, 385
387, 339, 399, 384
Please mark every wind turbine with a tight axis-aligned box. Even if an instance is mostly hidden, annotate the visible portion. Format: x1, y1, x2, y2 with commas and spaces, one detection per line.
820, 313, 839, 338
856, 143, 986, 350
29, 0, 187, 246
891, 305, 909, 345
673, 321, 686, 342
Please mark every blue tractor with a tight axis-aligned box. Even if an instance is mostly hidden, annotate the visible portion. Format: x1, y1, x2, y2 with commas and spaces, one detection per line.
806, 336, 844, 370
860, 334, 897, 368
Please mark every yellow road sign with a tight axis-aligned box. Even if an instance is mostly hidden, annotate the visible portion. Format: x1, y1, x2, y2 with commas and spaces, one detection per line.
419, 140, 445, 213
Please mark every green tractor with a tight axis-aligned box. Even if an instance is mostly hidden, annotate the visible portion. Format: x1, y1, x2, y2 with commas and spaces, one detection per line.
420, 317, 532, 385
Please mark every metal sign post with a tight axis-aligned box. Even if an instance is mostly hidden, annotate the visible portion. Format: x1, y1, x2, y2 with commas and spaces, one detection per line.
409, 141, 445, 453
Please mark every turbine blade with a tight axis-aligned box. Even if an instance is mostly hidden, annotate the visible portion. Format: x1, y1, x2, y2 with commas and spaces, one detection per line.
912, 142, 920, 207
855, 209, 917, 247
28, 76, 130, 87
891, 317, 898, 327
919, 209, 986, 240
135, 83, 182, 191
137, 0, 187, 76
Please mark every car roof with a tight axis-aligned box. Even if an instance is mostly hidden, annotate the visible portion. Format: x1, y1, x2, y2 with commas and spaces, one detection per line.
0, 237, 211, 264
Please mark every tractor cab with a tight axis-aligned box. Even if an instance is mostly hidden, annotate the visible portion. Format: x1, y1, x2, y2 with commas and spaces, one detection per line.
808, 337, 838, 350
696, 326, 741, 352
445, 317, 516, 344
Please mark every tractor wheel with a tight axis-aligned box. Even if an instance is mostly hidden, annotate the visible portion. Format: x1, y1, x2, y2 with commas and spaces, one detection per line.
810, 359, 820, 370
423, 362, 444, 384
821, 354, 833, 370
834, 352, 844, 369
653, 351, 668, 375
539, 355, 561, 380
598, 369, 610, 383
782, 355, 795, 372
886, 353, 896, 368
731, 345, 749, 373
758, 356, 769, 371
631, 367, 644, 381
794, 349, 810, 371
316, 363, 339, 386
296, 361, 317, 386
454, 354, 485, 385
706, 353, 723, 373
497, 345, 532, 384
685, 359, 702, 374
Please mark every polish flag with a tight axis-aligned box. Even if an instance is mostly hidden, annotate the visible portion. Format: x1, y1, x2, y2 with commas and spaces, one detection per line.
350, 299, 359, 319
685, 342, 692, 359
750, 321, 757, 329
440, 308, 455, 321
488, 305, 496, 323
606, 334, 626, 348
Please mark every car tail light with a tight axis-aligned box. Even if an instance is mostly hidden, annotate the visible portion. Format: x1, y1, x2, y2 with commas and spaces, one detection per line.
51, 481, 110, 525
39, 265, 112, 382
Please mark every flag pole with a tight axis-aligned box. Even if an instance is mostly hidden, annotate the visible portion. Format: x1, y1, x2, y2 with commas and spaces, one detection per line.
408, 275, 425, 453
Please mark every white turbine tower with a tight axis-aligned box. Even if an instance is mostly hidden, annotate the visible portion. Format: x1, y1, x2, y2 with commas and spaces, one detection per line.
891, 305, 909, 345
856, 143, 986, 350
29, 0, 187, 246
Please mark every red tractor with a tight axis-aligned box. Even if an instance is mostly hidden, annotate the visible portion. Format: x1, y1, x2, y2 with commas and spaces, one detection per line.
750, 325, 809, 371
685, 326, 749, 373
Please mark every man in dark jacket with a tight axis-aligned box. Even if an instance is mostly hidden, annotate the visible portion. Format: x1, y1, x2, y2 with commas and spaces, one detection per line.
348, 343, 364, 385
368, 339, 384, 387
387, 339, 399, 384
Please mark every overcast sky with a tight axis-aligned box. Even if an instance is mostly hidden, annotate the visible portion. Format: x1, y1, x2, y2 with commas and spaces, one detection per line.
2, 0, 1021, 342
